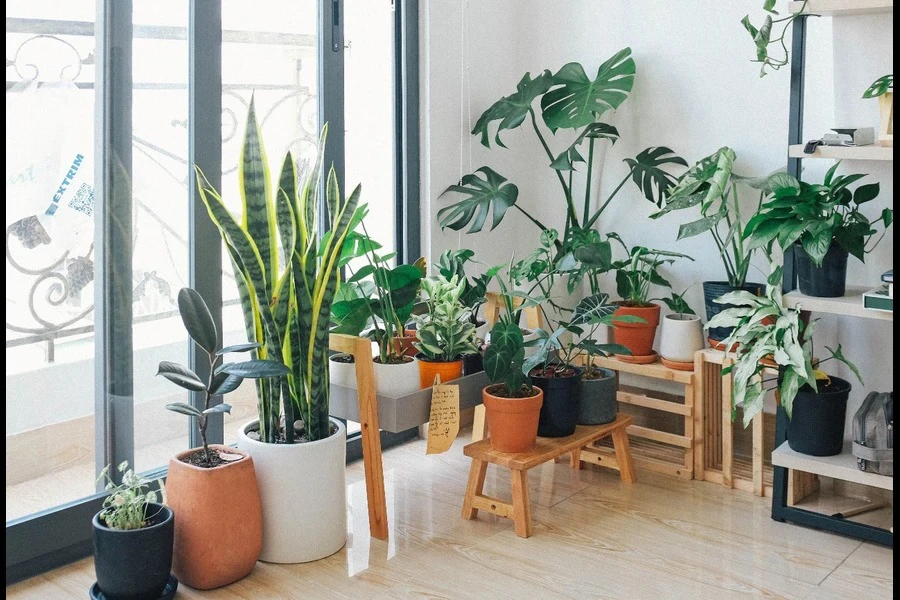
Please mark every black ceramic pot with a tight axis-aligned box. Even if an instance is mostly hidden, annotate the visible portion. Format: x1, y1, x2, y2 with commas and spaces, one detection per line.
462, 352, 484, 375
93, 503, 174, 600
531, 367, 582, 437
704, 281, 765, 342
578, 368, 618, 425
786, 376, 851, 457
795, 242, 849, 298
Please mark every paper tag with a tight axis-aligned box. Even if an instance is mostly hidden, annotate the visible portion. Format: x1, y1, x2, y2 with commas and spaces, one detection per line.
426, 374, 460, 455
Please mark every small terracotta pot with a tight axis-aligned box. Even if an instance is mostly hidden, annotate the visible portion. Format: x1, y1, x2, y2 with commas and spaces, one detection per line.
482, 386, 543, 453
418, 357, 463, 388
166, 445, 262, 589
391, 329, 419, 358
612, 303, 660, 357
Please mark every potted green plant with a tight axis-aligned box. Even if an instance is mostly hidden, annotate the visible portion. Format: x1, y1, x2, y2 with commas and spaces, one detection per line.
412, 275, 478, 388
438, 48, 687, 280
707, 260, 862, 456
196, 99, 365, 563
609, 234, 693, 360
481, 264, 544, 453
863, 74, 893, 147
330, 230, 425, 396
437, 248, 491, 373
650, 147, 768, 344
92, 462, 174, 600
741, 0, 810, 77
157, 288, 287, 589
657, 289, 704, 370
744, 164, 892, 297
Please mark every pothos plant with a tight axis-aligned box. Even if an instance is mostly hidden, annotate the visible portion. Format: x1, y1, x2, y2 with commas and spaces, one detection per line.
742, 0, 810, 77
438, 47, 687, 289
707, 260, 862, 426
158, 288, 289, 467
411, 275, 478, 362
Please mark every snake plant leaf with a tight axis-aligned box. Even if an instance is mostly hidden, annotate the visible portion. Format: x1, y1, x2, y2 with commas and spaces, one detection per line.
209, 372, 244, 396
240, 96, 276, 293
276, 152, 298, 260
438, 167, 519, 233
165, 402, 203, 417
202, 403, 233, 415
176, 288, 218, 354
217, 342, 262, 355
862, 74, 893, 99
157, 361, 207, 392
624, 147, 688, 207
219, 359, 290, 378
471, 70, 553, 148
541, 48, 635, 131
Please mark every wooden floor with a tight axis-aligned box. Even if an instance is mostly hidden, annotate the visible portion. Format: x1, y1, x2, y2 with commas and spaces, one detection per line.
8, 428, 893, 600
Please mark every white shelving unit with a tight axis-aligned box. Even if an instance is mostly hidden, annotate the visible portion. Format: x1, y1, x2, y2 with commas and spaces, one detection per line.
789, 0, 894, 15
772, 442, 893, 491
783, 286, 893, 321
787, 144, 893, 161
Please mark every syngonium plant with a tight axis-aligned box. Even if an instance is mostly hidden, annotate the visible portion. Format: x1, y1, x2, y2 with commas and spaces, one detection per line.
196, 98, 366, 443
438, 48, 688, 294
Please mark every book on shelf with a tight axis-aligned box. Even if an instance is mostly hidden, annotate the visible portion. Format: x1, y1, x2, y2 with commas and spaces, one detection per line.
863, 284, 893, 313
883, 270, 893, 299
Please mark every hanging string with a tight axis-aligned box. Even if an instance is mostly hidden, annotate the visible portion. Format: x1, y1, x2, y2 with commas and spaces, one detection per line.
456, 0, 468, 250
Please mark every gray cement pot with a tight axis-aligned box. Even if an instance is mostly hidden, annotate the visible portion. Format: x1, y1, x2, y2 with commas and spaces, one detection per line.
578, 368, 618, 425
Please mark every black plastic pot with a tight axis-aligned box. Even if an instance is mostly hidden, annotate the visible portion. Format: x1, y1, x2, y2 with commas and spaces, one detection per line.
578, 368, 618, 425
795, 241, 849, 298
704, 281, 765, 342
786, 376, 851, 457
462, 352, 484, 375
93, 503, 174, 600
531, 367, 582, 437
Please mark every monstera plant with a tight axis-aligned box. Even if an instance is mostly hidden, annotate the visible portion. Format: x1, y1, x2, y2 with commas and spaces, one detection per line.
438, 48, 687, 292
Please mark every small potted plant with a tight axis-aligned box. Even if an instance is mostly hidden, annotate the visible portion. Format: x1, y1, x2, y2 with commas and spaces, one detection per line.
744, 164, 892, 297
437, 248, 491, 374
708, 260, 862, 456
157, 288, 288, 589
412, 275, 478, 388
609, 234, 693, 360
92, 462, 174, 600
863, 74, 893, 145
658, 288, 705, 370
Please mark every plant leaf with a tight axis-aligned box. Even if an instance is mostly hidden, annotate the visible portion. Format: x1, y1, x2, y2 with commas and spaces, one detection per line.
219, 359, 290, 378
157, 361, 207, 392
217, 342, 262, 355
471, 71, 554, 147
862, 74, 893, 99
177, 288, 218, 354
624, 147, 688, 207
202, 403, 233, 415
826, 344, 863, 385
438, 167, 519, 233
165, 402, 202, 417
210, 372, 244, 396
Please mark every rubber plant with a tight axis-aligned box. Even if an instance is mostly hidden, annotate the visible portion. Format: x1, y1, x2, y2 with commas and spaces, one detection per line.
706, 259, 862, 425
438, 48, 687, 291
196, 98, 366, 443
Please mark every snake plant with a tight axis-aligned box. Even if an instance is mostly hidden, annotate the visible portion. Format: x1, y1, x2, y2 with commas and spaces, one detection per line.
196, 98, 366, 443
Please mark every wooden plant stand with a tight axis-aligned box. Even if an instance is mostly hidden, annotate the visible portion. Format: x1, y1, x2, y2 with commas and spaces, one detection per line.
577, 356, 695, 480
462, 414, 635, 538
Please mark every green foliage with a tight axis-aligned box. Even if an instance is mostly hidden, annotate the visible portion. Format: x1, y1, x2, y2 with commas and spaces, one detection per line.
609, 234, 693, 306
863, 74, 893, 99
97, 462, 164, 531
437, 167, 519, 233
412, 276, 478, 361
437, 249, 491, 326
743, 164, 892, 265
196, 98, 366, 443
624, 147, 689, 209
741, 1, 808, 77
158, 288, 288, 464
707, 259, 862, 425
657, 288, 696, 317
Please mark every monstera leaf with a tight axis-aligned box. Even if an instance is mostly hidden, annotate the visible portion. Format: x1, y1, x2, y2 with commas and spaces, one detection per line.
471, 70, 553, 148
624, 147, 688, 208
540, 48, 635, 131
438, 167, 519, 233
550, 123, 620, 171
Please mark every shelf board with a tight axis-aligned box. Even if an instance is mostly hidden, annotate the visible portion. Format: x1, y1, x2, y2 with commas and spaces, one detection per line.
783, 286, 893, 321
772, 441, 893, 491
790, 0, 894, 15
791, 488, 894, 530
788, 144, 893, 161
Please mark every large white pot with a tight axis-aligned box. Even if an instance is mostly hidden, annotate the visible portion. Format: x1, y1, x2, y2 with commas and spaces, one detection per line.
329, 354, 357, 389
659, 314, 705, 363
373, 357, 420, 397
237, 419, 347, 563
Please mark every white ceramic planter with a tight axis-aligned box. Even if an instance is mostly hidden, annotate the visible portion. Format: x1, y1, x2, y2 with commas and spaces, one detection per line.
659, 314, 705, 363
329, 354, 357, 389
237, 419, 347, 563
372, 357, 420, 397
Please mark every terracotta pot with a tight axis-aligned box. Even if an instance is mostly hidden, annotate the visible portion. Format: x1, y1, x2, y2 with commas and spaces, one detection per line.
611, 303, 661, 357
166, 445, 262, 589
417, 357, 464, 388
482, 385, 543, 453
391, 329, 419, 358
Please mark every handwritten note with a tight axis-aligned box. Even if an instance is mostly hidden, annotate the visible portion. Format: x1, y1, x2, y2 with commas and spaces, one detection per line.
426, 375, 460, 455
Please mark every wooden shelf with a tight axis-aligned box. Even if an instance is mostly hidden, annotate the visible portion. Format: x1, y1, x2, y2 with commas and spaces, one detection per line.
772, 441, 894, 491
790, 0, 894, 15
788, 143, 893, 161
783, 287, 893, 321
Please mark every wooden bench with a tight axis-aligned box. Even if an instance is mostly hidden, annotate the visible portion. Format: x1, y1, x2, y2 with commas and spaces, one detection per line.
461, 414, 635, 538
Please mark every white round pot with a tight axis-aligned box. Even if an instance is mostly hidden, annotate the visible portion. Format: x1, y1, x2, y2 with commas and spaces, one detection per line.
373, 356, 420, 397
237, 418, 347, 563
329, 354, 357, 389
659, 314, 705, 363
521, 328, 539, 357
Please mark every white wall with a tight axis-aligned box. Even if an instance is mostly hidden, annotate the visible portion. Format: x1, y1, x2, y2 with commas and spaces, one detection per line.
421, 1, 893, 423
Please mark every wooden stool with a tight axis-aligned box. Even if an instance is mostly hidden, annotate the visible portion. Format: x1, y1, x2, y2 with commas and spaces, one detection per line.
461, 414, 635, 538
